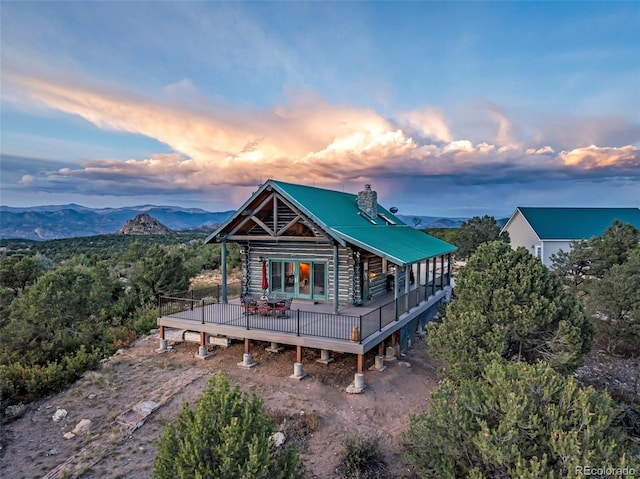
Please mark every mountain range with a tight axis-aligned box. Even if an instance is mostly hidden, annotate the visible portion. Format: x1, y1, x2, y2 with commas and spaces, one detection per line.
0, 204, 481, 241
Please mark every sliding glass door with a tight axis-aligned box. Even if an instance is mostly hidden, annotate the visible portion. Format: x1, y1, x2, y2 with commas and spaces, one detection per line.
269, 259, 326, 300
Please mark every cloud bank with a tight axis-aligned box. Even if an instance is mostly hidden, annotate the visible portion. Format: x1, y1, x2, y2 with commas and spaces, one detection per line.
3, 68, 639, 205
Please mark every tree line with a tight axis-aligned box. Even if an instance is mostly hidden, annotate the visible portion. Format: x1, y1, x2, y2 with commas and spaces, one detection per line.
0, 236, 240, 413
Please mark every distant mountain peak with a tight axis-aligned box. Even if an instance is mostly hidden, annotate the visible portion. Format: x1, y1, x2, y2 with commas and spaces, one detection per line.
117, 213, 174, 235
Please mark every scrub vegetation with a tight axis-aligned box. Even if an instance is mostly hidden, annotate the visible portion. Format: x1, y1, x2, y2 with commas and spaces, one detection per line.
0, 234, 241, 414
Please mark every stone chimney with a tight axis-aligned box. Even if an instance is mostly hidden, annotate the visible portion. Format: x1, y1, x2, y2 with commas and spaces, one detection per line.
357, 184, 378, 218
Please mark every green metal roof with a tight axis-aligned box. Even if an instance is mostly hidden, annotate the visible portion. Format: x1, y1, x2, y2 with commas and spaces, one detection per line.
212, 179, 456, 265
333, 225, 457, 265
517, 207, 640, 240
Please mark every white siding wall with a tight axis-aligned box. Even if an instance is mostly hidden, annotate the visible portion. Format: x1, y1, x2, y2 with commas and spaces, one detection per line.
542, 240, 572, 268
504, 211, 540, 257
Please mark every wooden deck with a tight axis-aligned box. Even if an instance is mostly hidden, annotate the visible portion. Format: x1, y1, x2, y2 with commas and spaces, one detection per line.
158, 285, 449, 354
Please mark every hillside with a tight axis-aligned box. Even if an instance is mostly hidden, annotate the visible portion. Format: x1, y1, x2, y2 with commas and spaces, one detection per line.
117, 213, 174, 235
0, 334, 441, 478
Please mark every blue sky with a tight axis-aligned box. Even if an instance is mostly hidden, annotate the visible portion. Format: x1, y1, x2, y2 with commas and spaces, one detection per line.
1, 1, 638, 217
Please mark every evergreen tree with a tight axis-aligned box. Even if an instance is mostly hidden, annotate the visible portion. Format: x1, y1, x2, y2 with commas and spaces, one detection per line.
588, 248, 640, 356
0, 263, 116, 366
132, 245, 192, 301
454, 215, 509, 260
404, 361, 638, 479
428, 242, 592, 381
589, 219, 640, 279
550, 239, 593, 297
154, 372, 304, 479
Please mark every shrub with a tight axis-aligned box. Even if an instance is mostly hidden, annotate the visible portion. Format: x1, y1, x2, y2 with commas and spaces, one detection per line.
404, 361, 638, 479
335, 433, 388, 479
154, 372, 304, 479
1, 346, 102, 414
132, 303, 159, 336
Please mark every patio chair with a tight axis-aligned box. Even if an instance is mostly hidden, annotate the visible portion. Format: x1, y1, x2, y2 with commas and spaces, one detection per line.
241, 296, 258, 314
257, 299, 272, 315
273, 297, 293, 317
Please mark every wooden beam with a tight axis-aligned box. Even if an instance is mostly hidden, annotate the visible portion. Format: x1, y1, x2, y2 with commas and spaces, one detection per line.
357, 354, 364, 373
228, 192, 275, 236
277, 215, 302, 236
273, 195, 278, 232
227, 235, 331, 242
251, 215, 275, 236
296, 345, 302, 363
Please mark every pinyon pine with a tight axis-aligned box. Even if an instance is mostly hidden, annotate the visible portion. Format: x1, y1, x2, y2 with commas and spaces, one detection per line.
154, 372, 304, 479
404, 361, 638, 478
428, 241, 593, 381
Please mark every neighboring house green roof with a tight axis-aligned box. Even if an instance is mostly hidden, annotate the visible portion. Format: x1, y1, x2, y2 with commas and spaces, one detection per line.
516, 207, 640, 240
210, 179, 456, 265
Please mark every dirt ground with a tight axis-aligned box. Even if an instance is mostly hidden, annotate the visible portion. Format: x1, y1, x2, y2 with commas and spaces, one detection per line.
0, 332, 441, 479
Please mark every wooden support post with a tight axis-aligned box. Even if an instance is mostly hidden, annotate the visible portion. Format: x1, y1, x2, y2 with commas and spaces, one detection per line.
200, 331, 206, 347
244, 338, 250, 354
159, 325, 164, 340
333, 244, 339, 314
357, 354, 364, 373
378, 342, 385, 356
296, 345, 302, 363
221, 239, 228, 303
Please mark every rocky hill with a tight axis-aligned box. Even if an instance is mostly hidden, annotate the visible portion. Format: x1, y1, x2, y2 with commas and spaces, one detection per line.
117, 214, 174, 235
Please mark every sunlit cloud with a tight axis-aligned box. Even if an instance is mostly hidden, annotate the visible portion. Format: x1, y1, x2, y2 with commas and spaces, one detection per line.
559, 145, 639, 169
3, 67, 639, 202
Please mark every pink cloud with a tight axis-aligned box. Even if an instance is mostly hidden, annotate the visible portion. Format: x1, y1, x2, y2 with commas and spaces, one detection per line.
559, 145, 639, 169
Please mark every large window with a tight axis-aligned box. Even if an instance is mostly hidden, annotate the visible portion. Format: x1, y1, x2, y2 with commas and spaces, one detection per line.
269, 259, 326, 300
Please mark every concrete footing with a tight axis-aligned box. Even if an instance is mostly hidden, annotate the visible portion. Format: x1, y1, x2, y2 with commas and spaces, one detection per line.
369, 355, 386, 371
237, 353, 257, 369
265, 342, 284, 353
385, 346, 397, 361
156, 339, 169, 353
346, 373, 366, 394
316, 349, 334, 364
289, 362, 307, 380
195, 345, 212, 360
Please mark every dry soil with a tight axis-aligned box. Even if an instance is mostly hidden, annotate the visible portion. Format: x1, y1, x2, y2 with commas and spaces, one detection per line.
0, 332, 440, 479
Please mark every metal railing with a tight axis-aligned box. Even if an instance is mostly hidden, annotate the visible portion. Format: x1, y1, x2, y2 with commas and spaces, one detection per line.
158, 274, 447, 344
170, 282, 242, 302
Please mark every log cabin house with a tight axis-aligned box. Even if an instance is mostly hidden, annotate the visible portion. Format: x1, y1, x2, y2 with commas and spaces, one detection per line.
157, 180, 456, 391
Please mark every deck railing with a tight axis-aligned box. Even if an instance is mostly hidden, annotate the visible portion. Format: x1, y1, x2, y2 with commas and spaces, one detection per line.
171, 282, 243, 302
158, 274, 447, 344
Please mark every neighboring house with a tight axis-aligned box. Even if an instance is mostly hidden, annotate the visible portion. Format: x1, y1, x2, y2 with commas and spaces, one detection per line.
502, 207, 640, 267
157, 180, 456, 391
